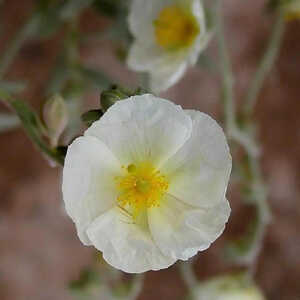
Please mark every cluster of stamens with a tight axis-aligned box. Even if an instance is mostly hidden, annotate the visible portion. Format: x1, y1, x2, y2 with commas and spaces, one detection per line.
154, 5, 200, 51
115, 162, 169, 218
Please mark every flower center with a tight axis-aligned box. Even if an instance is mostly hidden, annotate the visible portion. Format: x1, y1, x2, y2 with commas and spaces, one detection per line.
115, 162, 169, 218
285, 10, 300, 21
154, 5, 200, 51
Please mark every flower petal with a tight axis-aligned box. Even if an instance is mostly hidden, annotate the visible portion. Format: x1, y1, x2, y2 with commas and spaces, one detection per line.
149, 61, 187, 93
127, 42, 187, 93
160, 110, 232, 208
85, 95, 192, 168
62, 136, 122, 245
127, 0, 211, 92
128, 0, 173, 42
128, 0, 204, 42
148, 194, 230, 260
187, 0, 212, 65
127, 41, 182, 72
86, 207, 176, 273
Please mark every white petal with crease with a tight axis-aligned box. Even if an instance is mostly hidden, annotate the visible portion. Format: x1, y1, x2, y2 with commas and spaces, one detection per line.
86, 95, 192, 168
62, 136, 122, 245
86, 207, 176, 273
148, 195, 231, 260
161, 110, 232, 208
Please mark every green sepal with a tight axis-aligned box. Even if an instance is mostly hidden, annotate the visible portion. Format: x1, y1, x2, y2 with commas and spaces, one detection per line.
100, 85, 148, 111
93, 0, 128, 17
69, 268, 100, 291
81, 109, 104, 127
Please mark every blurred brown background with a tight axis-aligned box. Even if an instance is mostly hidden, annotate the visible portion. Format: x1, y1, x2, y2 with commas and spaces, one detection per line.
0, 0, 300, 299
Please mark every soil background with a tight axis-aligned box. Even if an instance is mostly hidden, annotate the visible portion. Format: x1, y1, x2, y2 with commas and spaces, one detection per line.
1, 0, 300, 299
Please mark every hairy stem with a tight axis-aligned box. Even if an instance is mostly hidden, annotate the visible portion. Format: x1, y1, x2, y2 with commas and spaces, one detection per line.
216, 1, 236, 135
244, 11, 285, 116
179, 261, 198, 299
216, 0, 272, 271
0, 89, 65, 166
0, 13, 40, 78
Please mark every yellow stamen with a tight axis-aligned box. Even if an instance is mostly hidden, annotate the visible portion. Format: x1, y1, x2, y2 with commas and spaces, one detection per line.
115, 162, 169, 219
285, 11, 300, 21
154, 5, 200, 51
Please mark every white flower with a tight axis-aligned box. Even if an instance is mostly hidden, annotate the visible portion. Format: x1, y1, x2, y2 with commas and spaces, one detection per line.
127, 0, 210, 93
195, 274, 265, 300
62, 94, 231, 273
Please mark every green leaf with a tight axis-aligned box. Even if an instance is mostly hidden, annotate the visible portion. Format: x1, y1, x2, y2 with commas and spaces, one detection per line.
197, 53, 218, 72
0, 91, 65, 165
59, 0, 94, 20
107, 15, 132, 45
35, 0, 95, 38
81, 109, 103, 127
77, 65, 112, 90
0, 80, 27, 93
93, 0, 128, 17
46, 56, 71, 95
0, 14, 41, 77
0, 113, 20, 132
34, 9, 62, 38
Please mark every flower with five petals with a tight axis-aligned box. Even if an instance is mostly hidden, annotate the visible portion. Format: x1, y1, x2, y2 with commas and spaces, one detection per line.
62, 94, 231, 273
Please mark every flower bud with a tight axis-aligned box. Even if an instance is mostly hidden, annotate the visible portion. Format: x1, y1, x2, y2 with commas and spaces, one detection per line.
43, 94, 68, 147
195, 273, 265, 300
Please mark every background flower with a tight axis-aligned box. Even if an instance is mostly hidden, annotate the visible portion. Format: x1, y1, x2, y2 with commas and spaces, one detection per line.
195, 273, 265, 300
127, 0, 211, 92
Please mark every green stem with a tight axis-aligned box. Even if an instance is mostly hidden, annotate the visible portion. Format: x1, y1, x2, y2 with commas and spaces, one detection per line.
0, 113, 20, 132
0, 89, 64, 166
0, 86, 12, 101
0, 13, 41, 78
244, 11, 285, 116
216, 1, 236, 135
125, 274, 144, 300
179, 261, 198, 299
216, 1, 271, 271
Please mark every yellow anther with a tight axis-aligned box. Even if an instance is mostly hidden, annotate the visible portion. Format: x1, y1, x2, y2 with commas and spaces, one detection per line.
127, 164, 137, 173
285, 11, 300, 21
154, 5, 200, 51
115, 162, 169, 218
136, 179, 151, 194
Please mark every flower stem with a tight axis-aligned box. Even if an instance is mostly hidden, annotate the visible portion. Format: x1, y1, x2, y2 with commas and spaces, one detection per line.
179, 261, 198, 299
0, 13, 41, 79
0, 88, 65, 166
216, 1, 272, 272
243, 11, 285, 117
216, 1, 236, 136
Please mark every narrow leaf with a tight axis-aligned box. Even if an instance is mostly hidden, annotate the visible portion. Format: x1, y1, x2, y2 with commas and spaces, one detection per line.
0, 113, 20, 132
0, 92, 65, 165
